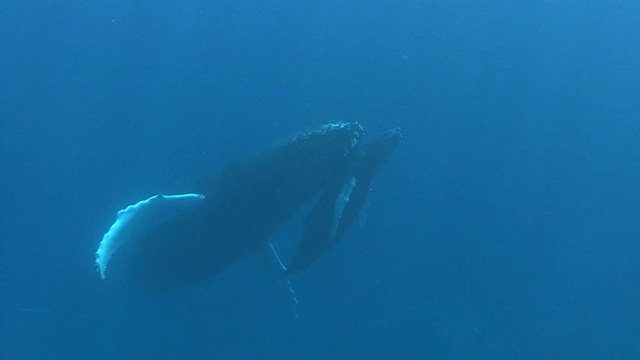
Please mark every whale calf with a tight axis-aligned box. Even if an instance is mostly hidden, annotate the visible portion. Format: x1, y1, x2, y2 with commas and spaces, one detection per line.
287, 127, 402, 273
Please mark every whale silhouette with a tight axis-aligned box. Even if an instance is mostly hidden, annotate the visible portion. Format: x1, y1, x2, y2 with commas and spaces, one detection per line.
94, 122, 400, 292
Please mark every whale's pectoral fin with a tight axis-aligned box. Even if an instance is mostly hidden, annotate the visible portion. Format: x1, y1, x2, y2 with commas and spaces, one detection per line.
95, 193, 205, 280
286, 176, 357, 273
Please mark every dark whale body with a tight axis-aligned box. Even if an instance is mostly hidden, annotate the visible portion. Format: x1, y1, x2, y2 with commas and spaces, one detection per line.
127, 122, 365, 291
287, 127, 402, 274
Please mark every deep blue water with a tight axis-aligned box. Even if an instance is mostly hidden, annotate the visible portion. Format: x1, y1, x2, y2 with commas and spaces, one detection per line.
2, 0, 640, 358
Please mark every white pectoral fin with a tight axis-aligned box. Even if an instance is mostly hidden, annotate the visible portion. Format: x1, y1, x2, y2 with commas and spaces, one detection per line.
95, 193, 205, 280
331, 177, 357, 241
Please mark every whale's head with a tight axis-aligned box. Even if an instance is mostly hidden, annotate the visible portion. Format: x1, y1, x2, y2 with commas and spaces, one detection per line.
290, 121, 364, 160
359, 127, 402, 170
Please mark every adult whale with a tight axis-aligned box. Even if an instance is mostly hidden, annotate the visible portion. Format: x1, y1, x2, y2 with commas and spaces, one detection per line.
97, 122, 365, 291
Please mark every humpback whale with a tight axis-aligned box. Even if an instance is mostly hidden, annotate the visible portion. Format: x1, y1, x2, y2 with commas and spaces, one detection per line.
94, 122, 400, 292
287, 127, 402, 273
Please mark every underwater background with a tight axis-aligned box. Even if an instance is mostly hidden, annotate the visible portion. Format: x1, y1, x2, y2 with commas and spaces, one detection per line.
2, 0, 640, 358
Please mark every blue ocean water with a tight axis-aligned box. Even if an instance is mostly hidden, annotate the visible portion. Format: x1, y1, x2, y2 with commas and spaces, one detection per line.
2, 0, 640, 358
